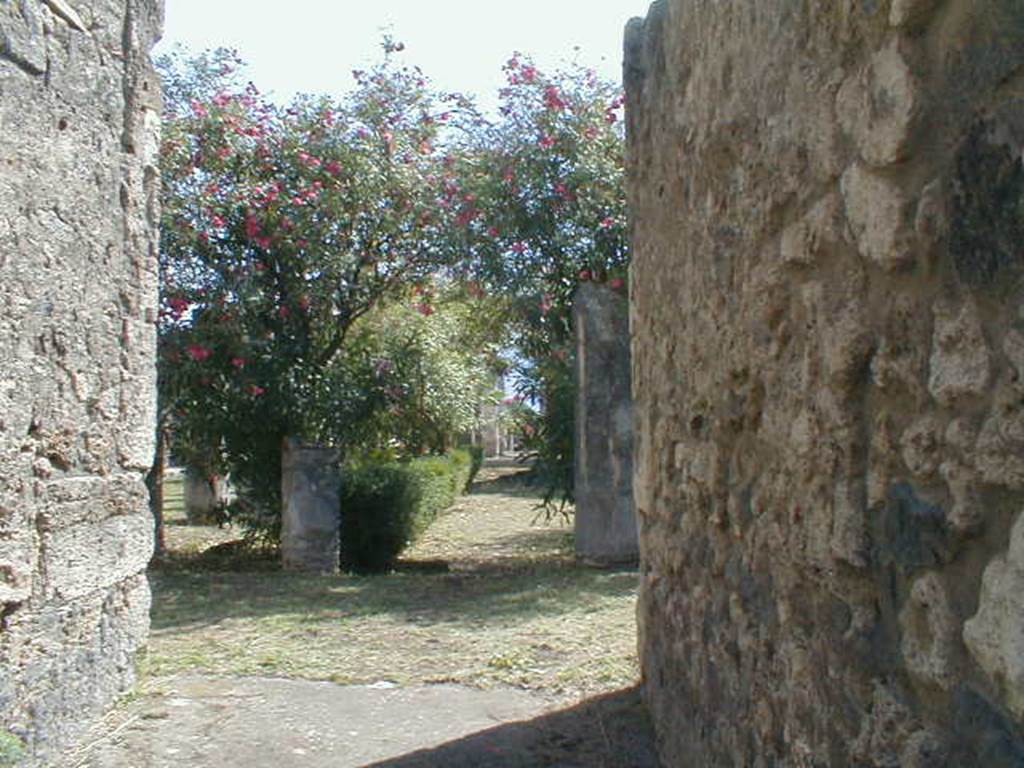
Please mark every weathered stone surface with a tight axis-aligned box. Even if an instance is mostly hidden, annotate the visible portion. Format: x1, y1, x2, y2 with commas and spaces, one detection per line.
184, 468, 232, 524
890, 0, 942, 28
836, 42, 919, 167
573, 282, 636, 565
0, 0, 162, 763
282, 439, 341, 573
964, 513, 1024, 718
626, 0, 1024, 764
841, 163, 915, 270
928, 296, 991, 406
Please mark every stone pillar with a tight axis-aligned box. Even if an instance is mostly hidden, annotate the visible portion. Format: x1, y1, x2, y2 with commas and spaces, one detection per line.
281, 438, 341, 572
573, 282, 636, 565
184, 469, 232, 524
480, 402, 501, 457
0, 1, 162, 762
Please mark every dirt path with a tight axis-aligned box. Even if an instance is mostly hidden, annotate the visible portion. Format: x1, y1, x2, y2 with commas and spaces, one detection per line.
58, 460, 659, 767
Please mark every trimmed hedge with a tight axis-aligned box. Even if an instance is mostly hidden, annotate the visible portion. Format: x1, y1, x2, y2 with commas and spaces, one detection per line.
339, 449, 481, 573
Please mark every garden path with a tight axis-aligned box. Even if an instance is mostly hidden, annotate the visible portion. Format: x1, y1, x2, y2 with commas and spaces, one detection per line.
57, 460, 657, 768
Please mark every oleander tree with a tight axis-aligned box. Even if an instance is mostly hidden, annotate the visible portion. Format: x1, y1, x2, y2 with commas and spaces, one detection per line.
445, 53, 628, 510
156, 42, 474, 537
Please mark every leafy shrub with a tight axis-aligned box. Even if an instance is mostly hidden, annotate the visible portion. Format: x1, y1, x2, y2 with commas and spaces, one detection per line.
340, 451, 475, 573
0, 731, 24, 768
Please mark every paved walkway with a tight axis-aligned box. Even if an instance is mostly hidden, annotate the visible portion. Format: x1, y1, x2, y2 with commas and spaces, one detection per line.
59, 676, 657, 767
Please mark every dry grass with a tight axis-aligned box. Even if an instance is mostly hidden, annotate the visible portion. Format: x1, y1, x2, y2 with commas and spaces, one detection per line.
143, 461, 640, 705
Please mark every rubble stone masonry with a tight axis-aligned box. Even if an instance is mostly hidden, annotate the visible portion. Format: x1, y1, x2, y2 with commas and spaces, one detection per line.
0, 0, 162, 762
626, 1, 1024, 764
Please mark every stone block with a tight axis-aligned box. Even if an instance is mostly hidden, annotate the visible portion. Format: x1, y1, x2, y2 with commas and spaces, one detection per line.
964, 512, 1024, 718
841, 163, 915, 270
281, 438, 341, 572
573, 283, 636, 565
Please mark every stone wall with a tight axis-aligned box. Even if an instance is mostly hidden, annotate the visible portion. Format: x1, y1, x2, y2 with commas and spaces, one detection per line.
626, 1, 1024, 765
0, 0, 162, 762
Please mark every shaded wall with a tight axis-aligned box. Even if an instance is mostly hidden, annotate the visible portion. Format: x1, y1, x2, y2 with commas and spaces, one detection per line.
626, 0, 1024, 764
0, 0, 162, 761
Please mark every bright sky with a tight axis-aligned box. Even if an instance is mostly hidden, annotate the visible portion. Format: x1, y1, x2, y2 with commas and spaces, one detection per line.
156, 0, 653, 107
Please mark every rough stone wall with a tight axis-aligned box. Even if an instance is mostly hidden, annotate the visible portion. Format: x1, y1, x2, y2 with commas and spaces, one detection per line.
0, 0, 162, 762
574, 282, 637, 564
626, 1, 1024, 765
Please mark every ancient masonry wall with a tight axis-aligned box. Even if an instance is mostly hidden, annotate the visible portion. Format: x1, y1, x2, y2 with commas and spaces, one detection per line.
626, 1, 1024, 765
0, 0, 162, 762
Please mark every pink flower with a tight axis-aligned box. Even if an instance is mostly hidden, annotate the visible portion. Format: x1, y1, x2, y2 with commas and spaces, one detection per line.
325, 161, 343, 176
187, 344, 212, 362
600, 217, 615, 229
211, 215, 226, 229
254, 236, 271, 250
538, 135, 556, 149
544, 86, 567, 111
245, 214, 261, 240
487, 226, 500, 238
190, 100, 208, 118
248, 384, 266, 397
416, 303, 435, 317
456, 208, 478, 227
167, 297, 190, 317
609, 277, 626, 291
278, 306, 290, 319
510, 242, 527, 254
521, 66, 538, 83
579, 269, 592, 281
231, 357, 247, 369
605, 110, 618, 125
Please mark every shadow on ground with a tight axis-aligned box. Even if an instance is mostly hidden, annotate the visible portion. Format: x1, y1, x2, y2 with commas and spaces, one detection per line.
148, 561, 638, 632
365, 686, 659, 768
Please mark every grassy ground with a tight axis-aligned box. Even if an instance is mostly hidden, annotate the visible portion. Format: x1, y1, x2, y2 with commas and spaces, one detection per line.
144, 462, 639, 705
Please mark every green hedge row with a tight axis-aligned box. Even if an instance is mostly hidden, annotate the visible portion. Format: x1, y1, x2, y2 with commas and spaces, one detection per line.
339, 448, 483, 573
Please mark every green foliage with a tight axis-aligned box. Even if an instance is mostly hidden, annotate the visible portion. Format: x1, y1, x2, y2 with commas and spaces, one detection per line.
156, 44, 470, 538
331, 284, 509, 455
447, 54, 628, 509
340, 450, 474, 573
0, 731, 24, 768
466, 445, 485, 490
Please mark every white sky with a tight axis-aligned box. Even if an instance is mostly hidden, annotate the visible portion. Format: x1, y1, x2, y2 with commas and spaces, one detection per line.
156, 0, 654, 106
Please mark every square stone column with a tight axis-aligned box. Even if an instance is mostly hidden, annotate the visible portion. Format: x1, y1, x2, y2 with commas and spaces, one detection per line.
281, 438, 341, 572
573, 282, 637, 565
